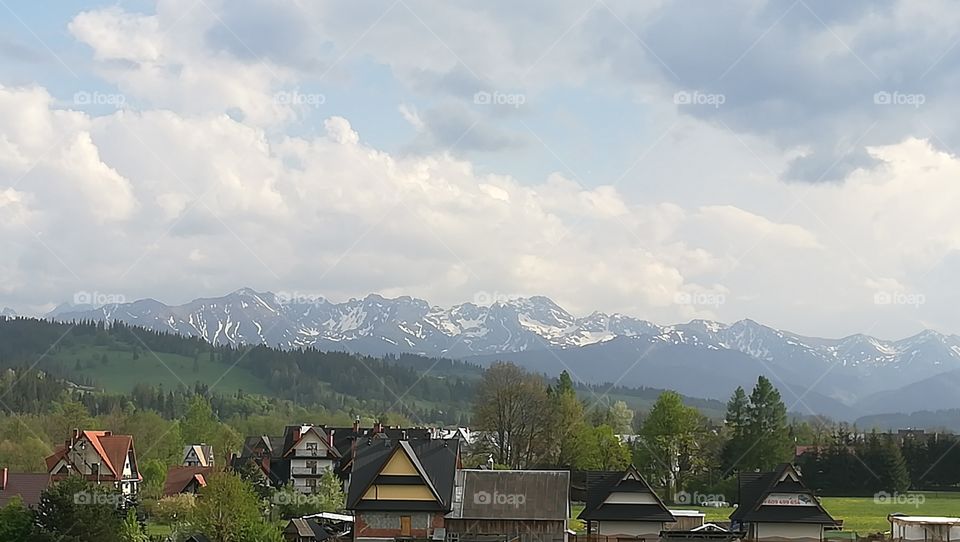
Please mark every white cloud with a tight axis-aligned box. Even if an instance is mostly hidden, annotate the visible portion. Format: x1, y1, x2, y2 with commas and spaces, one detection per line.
5, 0, 960, 340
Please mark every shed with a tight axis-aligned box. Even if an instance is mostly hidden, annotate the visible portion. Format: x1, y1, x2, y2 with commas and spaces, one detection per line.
889, 515, 960, 542
446, 469, 570, 542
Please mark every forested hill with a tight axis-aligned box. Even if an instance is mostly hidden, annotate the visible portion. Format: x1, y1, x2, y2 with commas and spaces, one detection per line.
0, 316, 724, 424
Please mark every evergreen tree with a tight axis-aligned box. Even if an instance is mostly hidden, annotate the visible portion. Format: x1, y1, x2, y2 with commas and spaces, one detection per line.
745, 376, 790, 470
0, 496, 34, 541
721, 386, 750, 472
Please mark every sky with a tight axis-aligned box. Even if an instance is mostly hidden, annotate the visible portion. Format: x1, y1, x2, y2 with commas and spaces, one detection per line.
1, 0, 960, 339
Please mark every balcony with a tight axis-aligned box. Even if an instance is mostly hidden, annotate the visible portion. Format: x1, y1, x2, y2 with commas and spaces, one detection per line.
292, 449, 324, 457
290, 466, 329, 476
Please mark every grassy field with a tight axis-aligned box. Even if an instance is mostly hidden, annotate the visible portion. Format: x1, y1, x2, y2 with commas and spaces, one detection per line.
51, 344, 271, 395
571, 493, 960, 536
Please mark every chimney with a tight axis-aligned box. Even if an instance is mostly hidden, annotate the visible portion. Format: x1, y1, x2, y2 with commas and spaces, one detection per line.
292, 427, 301, 442
1, 467, 7, 490
401, 430, 407, 441
72, 429, 80, 442
328, 430, 335, 451
374, 422, 383, 434
353, 418, 360, 432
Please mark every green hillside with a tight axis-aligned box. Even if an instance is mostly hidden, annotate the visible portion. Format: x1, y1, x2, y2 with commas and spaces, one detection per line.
50, 343, 271, 395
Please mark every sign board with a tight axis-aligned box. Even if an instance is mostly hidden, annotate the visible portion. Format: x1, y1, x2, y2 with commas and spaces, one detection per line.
762, 493, 816, 506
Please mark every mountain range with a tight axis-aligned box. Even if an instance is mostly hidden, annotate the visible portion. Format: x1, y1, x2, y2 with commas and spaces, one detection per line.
45, 288, 960, 421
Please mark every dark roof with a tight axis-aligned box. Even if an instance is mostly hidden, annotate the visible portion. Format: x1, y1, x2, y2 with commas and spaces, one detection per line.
238, 435, 283, 459
285, 517, 350, 541
163, 466, 213, 497
579, 466, 675, 523
730, 464, 838, 525
0, 472, 50, 508
452, 470, 569, 520
325, 426, 433, 457
347, 438, 459, 512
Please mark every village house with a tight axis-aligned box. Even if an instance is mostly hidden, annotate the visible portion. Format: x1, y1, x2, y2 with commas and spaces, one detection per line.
347, 437, 460, 542
445, 469, 570, 542
182, 444, 215, 467
283, 513, 353, 542
578, 465, 676, 539
232, 423, 440, 492
45, 429, 141, 495
232, 424, 341, 493
163, 465, 213, 497
730, 463, 839, 541
0, 467, 49, 508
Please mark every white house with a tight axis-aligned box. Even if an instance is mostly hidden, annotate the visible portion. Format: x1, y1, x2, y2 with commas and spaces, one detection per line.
730, 464, 839, 541
46, 429, 141, 496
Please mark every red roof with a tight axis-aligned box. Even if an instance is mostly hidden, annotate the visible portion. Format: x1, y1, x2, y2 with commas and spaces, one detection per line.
163, 466, 213, 497
45, 430, 140, 482
0, 472, 50, 508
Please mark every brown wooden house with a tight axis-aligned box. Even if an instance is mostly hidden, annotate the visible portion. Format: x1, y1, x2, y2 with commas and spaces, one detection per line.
446, 469, 570, 542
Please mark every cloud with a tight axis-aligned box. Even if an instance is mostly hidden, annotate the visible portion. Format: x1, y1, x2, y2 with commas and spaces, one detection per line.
5, 0, 960, 340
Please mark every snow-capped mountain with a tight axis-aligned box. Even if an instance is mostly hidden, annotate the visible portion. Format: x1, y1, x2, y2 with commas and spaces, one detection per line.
49, 288, 960, 368
48, 288, 960, 416
0, 307, 16, 318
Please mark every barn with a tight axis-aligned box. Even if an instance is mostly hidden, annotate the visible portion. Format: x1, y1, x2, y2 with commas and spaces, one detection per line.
445, 469, 570, 542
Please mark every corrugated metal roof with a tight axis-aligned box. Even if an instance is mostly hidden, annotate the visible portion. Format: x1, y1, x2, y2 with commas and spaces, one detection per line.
451, 469, 569, 521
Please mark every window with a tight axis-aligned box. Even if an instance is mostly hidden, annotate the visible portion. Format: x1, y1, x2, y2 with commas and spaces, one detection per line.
306, 460, 318, 474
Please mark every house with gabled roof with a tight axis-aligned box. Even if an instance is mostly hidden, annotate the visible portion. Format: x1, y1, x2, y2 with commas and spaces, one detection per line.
231, 425, 341, 494
0, 467, 50, 508
347, 437, 460, 542
446, 469, 570, 542
730, 463, 839, 541
182, 444, 215, 467
45, 429, 141, 495
163, 465, 213, 497
578, 465, 676, 538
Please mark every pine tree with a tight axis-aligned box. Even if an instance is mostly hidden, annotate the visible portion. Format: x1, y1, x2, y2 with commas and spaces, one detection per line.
721, 386, 750, 472
745, 376, 790, 471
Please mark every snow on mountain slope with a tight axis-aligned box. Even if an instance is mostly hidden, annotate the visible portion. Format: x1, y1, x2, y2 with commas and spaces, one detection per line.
49, 288, 960, 393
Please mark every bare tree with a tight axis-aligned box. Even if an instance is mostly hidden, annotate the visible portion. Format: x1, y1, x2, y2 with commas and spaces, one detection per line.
473, 362, 552, 468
